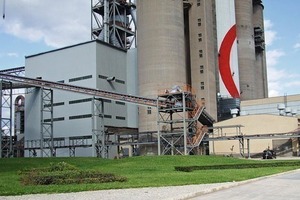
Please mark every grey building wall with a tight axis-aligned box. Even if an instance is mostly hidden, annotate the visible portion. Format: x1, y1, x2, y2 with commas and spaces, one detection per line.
240, 94, 300, 117
24, 40, 138, 157
137, 0, 187, 132
253, 1, 268, 98
189, 0, 218, 120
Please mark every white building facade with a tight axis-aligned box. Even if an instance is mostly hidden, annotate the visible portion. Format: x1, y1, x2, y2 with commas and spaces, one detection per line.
25, 40, 138, 157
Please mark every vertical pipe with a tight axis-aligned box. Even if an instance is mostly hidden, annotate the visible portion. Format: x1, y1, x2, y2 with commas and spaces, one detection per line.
247, 139, 250, 158
9, 82, 12, 157
91, 0, 93, 40
103, 0, 110, 43
100, 100, 105, 158
40, 88, 43, 157
157, 97, 161, 155
183, 92, 187, 155
91, 97, 96, 157
50, 90, 54, 157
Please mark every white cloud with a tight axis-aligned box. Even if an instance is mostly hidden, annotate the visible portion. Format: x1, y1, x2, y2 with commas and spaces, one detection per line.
7, 52, 19, 57
1, 0, 91, 48
264, 19, 297, 97
264, 19, 277, 46
293, 43, 300, 50
266, 49, 285, 67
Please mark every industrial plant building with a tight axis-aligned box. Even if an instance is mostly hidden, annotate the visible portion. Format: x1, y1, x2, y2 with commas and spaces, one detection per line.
0, 0, 299, 158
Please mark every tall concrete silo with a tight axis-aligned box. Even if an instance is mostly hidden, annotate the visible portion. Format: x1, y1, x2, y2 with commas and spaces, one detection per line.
137, 0, 187, 131
235, 0, 257, 100
253, 0, 268, 98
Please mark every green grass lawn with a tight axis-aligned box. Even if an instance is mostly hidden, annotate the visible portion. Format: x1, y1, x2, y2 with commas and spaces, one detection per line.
0, 155, 299, 196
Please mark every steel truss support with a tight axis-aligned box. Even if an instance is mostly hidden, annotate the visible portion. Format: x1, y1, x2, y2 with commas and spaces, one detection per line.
91, 0, 136, 49
0, 81, 13, 158
40, 88, 54, 157
92, 97, 107, 158
157, 89, 200, 156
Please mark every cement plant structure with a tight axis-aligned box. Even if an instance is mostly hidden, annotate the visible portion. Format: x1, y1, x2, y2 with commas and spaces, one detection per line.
0, 0, 275, 158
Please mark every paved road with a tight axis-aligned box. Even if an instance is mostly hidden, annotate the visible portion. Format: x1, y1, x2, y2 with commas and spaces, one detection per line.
189, 169, 300, 200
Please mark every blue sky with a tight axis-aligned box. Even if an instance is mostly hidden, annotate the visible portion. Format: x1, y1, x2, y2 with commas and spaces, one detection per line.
0, 0, 299, 97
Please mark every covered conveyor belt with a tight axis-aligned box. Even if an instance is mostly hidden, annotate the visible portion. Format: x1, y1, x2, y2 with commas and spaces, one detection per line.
0, 73, 167, 107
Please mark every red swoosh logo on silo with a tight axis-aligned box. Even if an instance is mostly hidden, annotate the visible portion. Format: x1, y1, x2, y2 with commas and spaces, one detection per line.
219, 24, 240, 98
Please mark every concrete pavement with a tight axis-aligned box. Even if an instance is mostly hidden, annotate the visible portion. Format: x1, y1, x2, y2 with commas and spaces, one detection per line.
189, 169, 300, 200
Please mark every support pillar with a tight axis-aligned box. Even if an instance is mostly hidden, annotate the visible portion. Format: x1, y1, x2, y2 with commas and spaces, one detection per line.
247, 139, 251, 158
40, 88, 54, 157
92, 97, 107, 158
0, 81, 13, 158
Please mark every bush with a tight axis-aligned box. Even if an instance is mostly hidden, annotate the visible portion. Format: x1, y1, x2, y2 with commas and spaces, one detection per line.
19, 162, 127, 185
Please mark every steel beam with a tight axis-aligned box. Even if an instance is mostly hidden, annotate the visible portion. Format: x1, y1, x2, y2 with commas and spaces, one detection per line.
40, 88, 54, 157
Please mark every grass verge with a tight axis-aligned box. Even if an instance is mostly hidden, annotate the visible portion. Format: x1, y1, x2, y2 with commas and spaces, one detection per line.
0, 155, 299, 196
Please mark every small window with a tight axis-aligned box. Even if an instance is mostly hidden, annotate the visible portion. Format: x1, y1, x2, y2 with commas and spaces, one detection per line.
69, 114, 92, 120
200, 82, 205, 90
116, 101, 126, 105
199, 50, 203, 58
99, 75, 108, 79
116, 116, 126, 120
147, 107, 152, 115
69, 75, 92, 82
200, 65, 204, 74
198, 33, 202, 42
197, 19, 202, 27
115, 79, 125, 84
197, 0, 201, 6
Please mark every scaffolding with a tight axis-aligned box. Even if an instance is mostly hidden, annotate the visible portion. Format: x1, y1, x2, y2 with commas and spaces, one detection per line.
157, 86, 210, 155
40, 88, 54, 157
91, 0, 136, 49
0, 81, 13, 158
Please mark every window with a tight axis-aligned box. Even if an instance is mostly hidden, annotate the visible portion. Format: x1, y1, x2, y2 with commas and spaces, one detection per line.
69, 98, 92, 104
198, 33, 202, 42
199, 50, 203, 58
44, 117, 65, 122
201, 82, 205, 90
115, 79, 125, 84
197, 0, 201, 6
116, 116, 126, 120
200, 65, 204, 74
147, 107, 152, 115
104, 115, 112, 119
44, 102, 65, 107
103, 99, 112, 103
198, 18, 201, 26
69, 75, 92, 82
99, 75, 108, 79
116, 101, 125, 105
69, 114, 92, 120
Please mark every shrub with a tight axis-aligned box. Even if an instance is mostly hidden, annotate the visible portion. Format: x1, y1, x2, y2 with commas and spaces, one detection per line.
19, 162, 127, 185
175, 161, 300, 172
